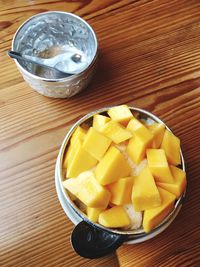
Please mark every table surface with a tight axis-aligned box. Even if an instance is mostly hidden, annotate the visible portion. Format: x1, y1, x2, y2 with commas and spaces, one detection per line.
1, 1, 200, 266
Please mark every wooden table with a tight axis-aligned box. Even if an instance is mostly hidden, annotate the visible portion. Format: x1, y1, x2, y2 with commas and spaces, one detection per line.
1, 1, 200, 266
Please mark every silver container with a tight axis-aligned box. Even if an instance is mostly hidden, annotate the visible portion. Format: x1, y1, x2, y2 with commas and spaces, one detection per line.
12, 11, 98, 98
56, 107, 186, 243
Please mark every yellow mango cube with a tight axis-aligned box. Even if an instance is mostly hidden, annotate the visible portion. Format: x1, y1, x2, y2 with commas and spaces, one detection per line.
148, 123, 165, 148
147, 149, 174, 183
126, 136, 146, 164
64, 126, 87, 169
161, 129, 181, 165
100, 120, 132, 144
108, 177, 133, 205
63, 171, 89, 195
157, 166, 186, 198
63, 143, 72, 169
70, 126, 87, 145
63, 139, 82, 169
98, 206, 131, 228
95, 146, 131, 185
93, 114, 110, 131
67, 143, 97, 178
126, 118, 153, 164
63, 171, 111, 209
87, 207, 103, 223
127, 117, 153, 145
107, 105, 133, 125
143, 187, 176, 233
83, 127, 111, 160
132, 167, 161, 211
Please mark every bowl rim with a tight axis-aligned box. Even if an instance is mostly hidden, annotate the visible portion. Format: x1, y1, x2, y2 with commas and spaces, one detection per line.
12, 11, 98, 82
57, 106, 186, 236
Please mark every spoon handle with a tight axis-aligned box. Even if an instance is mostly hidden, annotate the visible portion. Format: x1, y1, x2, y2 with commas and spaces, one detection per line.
8, 50, 25, 61
7, 50, 69, 76
71, 221, 128, 259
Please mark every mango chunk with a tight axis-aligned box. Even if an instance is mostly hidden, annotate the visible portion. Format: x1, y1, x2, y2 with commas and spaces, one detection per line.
148, 123, 165, 148
87, 207, 103, 223
95, 146, 131, 185
98, 206, 131, 228
93, 114, 110, 131
132, 167, 161, 211
83, 127, 111, 160
108, 177, 133, 205
107, 105, 133, 125
143, 187, 176, 233
100, 121, 132, 144
64, 126, 87, 169
127, 117, 153, 145
157, 166, 186, 198
70, 126, 87, 145
126, 136, 146, 164
161, 129, 181, 165
67, 143, 97, 178
63, 139, 82, 169
126, 118, 153, 164
147, 149, 174, 183
63, 171, 111, 209
63, 144, 72, 169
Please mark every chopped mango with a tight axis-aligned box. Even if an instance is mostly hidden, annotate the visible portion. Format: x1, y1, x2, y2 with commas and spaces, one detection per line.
87, 207, 103, 223
108, 177, 133, 205
67, 143, 97, 178
143, 187, 176, 232
62, 106, 185, 231
64, 127, 87, 169
148, 123, 165, 148
126, 136, 146, 164
100, 120, 132, 144
63, 171, 111, 209
107, 105, 133, 125
157, 166, 186, 198
161, 129, 181, 165
127, 117, 153, 145
63, 139, 82, 169
63, 143, 72, 169
147, 149, 174, 183
93, 114, 110, 131
132, 167, 161, 211
126, 118, 153, 164
95, 146, 131, 185
83, 127, 111, 160
70, 126, 87, 145
98, 206, 131, 228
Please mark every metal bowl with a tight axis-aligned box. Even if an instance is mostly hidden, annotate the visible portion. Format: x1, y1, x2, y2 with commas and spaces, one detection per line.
12, 11, 98, 98
57, 107, 186, 243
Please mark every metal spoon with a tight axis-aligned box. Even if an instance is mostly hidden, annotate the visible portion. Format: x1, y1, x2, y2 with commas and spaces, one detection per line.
8, 50, 82, 76
71, 221, 128, 259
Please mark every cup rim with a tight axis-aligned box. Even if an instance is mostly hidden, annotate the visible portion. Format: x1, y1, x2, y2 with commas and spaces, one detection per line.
12, 11, 98, 82
57, 106, 186, 236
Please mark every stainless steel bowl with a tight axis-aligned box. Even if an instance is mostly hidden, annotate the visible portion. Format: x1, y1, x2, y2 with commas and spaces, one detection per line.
57, 107, 186, 243
12, 11, 98, 98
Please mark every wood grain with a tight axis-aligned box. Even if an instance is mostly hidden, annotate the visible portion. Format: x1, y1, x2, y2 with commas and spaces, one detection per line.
1, 0, 200, 266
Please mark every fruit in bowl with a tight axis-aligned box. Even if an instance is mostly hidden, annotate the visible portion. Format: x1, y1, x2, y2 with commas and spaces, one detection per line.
60, 105, 186, 234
